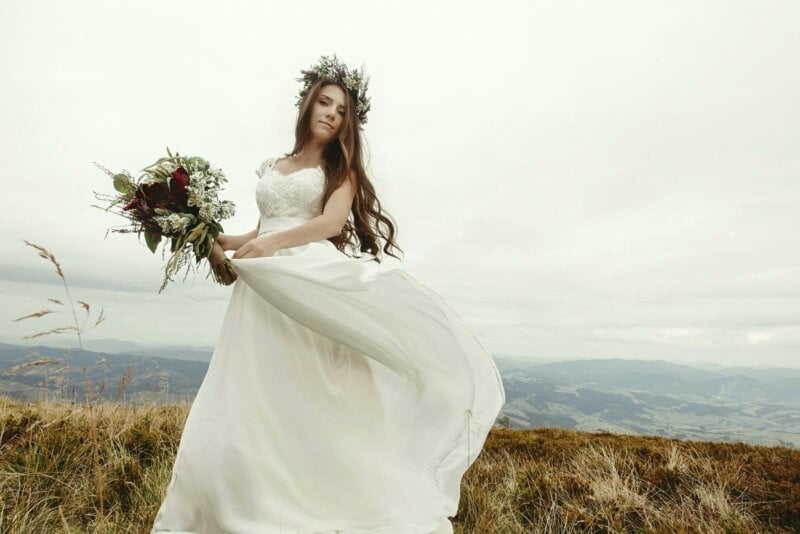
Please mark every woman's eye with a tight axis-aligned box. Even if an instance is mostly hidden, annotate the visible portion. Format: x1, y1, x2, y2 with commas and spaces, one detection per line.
320, 98, 343, 115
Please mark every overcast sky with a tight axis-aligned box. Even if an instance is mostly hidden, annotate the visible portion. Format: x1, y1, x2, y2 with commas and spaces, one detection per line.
1, 1, 798, 368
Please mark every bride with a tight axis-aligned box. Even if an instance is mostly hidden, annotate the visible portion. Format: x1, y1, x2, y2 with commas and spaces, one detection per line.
150, 53, 506, 534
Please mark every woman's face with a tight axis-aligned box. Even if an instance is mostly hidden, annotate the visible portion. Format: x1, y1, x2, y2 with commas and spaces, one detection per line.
311, 84, 347, 141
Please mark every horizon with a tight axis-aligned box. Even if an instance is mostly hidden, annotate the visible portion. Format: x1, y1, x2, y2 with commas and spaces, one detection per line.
3, 336, 799, 371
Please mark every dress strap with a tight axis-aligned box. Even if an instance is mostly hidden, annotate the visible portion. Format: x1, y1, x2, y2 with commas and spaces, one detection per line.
255, 155, 288, 179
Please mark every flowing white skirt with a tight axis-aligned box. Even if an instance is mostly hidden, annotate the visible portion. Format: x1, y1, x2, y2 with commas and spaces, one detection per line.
150, 217, 506, 534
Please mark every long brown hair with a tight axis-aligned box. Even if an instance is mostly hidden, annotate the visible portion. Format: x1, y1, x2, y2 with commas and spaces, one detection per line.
284, 80, 403, 263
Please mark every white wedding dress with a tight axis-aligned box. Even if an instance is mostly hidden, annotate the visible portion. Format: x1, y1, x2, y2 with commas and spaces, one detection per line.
150, 156, 506, 534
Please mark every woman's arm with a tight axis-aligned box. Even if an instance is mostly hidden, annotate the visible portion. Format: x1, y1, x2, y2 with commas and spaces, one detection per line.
266, 214, 342, 250
269, 177, 356, 250
234, 177, 355, 258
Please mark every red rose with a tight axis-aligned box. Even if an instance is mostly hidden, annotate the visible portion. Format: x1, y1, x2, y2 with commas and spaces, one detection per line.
122, 198, 141, 211
171, 166, 190, 189
141, 182, 170, 205
127, 182, 168, 217
169, 166, 190, 204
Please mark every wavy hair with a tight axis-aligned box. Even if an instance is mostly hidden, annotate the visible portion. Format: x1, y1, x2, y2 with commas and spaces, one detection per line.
283, 80, 403, 263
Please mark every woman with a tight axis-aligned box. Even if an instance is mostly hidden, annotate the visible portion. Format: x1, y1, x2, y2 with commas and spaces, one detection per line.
151, 54, 506, 534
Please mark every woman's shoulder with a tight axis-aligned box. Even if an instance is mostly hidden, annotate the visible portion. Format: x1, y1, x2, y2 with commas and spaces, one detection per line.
254, 155, 280, 179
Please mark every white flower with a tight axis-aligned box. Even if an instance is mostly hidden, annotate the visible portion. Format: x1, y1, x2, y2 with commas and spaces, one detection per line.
198, 203, 216, 223
153, 212, 195, 234
159, 161, 178, 174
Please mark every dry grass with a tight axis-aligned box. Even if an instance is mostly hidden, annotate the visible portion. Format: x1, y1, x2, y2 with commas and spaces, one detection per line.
6, 242, 798, 533
0, 395, 189, 533
465, 427, 800, 533
1, 397, 798, 533
6, 240, 113, 531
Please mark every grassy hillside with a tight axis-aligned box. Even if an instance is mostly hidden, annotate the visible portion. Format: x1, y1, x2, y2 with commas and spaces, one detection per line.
1, 394, 798, 533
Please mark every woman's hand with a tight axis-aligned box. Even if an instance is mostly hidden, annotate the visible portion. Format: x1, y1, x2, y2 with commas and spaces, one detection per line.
209, 241, 228, 266
217, 232, 249, 251
232, 234, 280, 259
216, 233, 233, 250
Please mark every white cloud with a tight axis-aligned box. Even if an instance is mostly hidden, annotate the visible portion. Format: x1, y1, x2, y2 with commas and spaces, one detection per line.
1, 1, 798, 368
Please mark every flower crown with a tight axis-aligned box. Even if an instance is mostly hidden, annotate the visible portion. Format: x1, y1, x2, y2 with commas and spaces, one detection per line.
295, 53, 371, 126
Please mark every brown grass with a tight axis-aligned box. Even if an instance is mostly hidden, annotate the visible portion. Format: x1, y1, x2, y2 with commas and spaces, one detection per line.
473, 427, 800, 533
8, 240, 109, 531
1, 396, 798, 533
0, 395, 188, 533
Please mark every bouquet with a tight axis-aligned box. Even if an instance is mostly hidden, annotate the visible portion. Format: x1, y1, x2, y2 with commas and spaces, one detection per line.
92, 147, 238, 293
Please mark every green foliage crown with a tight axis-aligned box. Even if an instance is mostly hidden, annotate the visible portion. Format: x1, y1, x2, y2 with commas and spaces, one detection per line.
295, 53, 371, 126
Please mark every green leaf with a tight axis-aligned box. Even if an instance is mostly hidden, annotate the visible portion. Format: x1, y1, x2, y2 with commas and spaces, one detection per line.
140, 156, 174, 173
112, 174, 131, 194
144, 229, 162, 253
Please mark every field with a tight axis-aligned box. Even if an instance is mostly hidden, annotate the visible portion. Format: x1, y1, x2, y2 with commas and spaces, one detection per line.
2, 395, 798, 533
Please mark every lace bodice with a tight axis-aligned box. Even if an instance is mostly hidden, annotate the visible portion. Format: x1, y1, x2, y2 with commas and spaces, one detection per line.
254, 156, 325, 229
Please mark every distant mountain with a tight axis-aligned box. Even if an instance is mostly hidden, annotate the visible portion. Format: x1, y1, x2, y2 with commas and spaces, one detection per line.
0, 342, 208, 403
494, 357, 800, 402
494, 357, 800, 448
2, 342, 798, 448
0, 338, 213, 362
714, 366, 800, 381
